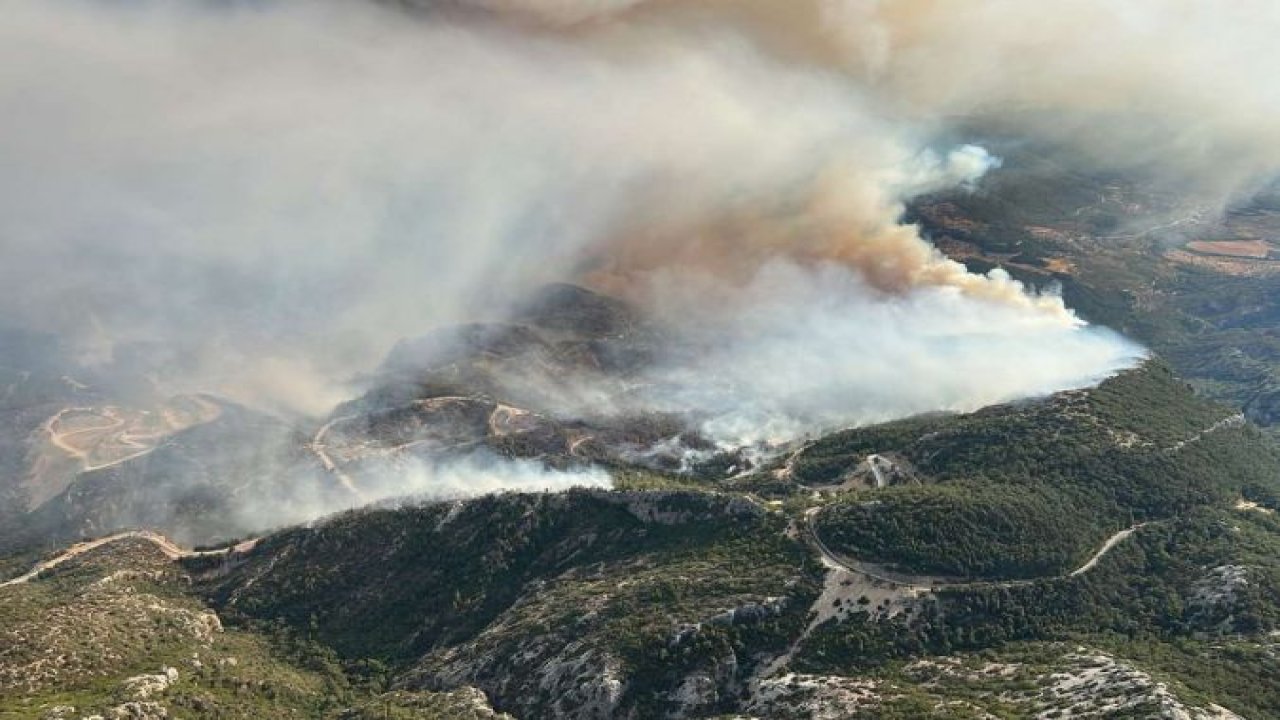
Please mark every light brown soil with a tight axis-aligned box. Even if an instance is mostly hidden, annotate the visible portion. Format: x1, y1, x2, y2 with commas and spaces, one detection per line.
1185, 239, 1273, 259
1164, 249, 1280, 276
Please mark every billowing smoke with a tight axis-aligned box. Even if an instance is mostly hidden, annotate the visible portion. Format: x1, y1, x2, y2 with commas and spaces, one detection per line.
4, 0, 1261, 467
461, 0, 1280, 205
639, 262, 1142, 446
234, 453, 613, 537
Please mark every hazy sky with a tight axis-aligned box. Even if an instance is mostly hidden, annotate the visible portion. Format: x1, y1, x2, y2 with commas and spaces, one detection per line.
4, 0, 1268, 430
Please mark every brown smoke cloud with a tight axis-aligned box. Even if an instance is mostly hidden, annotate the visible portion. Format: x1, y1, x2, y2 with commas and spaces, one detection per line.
412, 0, 1280, 318
408, 0, 1052, 312
11, 0, 1258, 424
580, 142, 1072, 320
443, 0, 1280, 202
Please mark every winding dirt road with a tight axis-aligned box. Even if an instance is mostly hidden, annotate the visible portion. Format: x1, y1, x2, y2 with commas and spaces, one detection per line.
1099, 209, 1209, 241
796, 411, 1241, 589
309, 415, 363, 498
865, 454, 891, 488
804, 507, 1149, 591
0, 531, 259, 590
1164, 413, 1245, 453
43, 396, 224, 473
1068, 524, 1145, 577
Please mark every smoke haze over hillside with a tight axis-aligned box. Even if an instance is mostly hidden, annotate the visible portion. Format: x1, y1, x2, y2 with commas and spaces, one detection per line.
5, 0, 1267, 436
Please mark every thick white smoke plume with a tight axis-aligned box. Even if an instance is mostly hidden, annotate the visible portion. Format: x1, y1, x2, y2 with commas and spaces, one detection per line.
236, 454, 612, 535
3, 0, 1266, 462
641, 262, 1144, 446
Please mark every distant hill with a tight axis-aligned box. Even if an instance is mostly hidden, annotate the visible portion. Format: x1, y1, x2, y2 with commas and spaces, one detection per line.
909, 138, 1280, 438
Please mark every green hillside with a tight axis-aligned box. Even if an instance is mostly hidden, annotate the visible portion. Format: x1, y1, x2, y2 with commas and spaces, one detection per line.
6, 360, 1280, 718
807, 362, 1280, 579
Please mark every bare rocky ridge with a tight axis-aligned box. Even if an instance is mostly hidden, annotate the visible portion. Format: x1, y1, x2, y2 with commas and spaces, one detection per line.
738, 649, 1245, 719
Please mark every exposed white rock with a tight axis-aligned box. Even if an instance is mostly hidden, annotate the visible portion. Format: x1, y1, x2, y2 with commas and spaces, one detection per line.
1234, 499, 1274, 514
121, 667, 177, 700
101, 701, 169, 720
748, 647, 1245, 719
744, 673, 885, 719
1190, 565, 1250, 608
672, 672, 720, 710
90, 570, 165, 589
1027, 650, 1244, 719
584, 490, 763, 526
535, 647, 626, 718
451, 686, 508, 716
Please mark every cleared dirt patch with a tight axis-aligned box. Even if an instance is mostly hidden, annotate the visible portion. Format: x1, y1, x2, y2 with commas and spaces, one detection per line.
43, 396, 222, 472
1043, 257, 1076, 274
1164, 249, 1280, 277
1185, 239, 1273, 259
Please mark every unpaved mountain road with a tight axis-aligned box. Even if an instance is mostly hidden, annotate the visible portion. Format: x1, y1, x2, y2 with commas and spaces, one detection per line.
309, 414, 363, 498
43, 396, 225, 473
44, 407, 121, 457
1164, 413, 1245, 453
798, 411, 1244, 589
803, 506, 1150, 592
1068, 524, 1145, 577
0, 531, 258, 589
865, 454, 887, 488
1099, 208, 1209, 241
758, 505, 1148, 681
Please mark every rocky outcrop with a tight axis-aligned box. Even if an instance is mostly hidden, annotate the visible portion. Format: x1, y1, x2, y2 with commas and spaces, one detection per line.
584, 489, 765, 526
121, 667, 178, 700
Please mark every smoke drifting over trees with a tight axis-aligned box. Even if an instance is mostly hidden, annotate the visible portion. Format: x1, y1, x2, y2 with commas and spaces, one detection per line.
8, 0, 1269, 436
